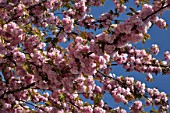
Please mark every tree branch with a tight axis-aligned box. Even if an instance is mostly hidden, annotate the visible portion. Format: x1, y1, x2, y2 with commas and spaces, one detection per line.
0, 82, 36, 99
142, 4, 170, 21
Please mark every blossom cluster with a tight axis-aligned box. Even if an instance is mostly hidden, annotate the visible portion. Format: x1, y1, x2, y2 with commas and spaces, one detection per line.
0, 0, 170, 112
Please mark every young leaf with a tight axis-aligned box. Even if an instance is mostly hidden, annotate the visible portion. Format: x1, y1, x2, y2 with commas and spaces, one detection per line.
129, 7, 139, 15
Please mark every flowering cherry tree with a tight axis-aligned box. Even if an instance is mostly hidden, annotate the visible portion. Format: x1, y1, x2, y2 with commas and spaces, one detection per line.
0, 0, 170, 112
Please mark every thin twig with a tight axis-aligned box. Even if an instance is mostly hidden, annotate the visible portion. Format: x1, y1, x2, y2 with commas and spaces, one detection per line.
143, 4, 170, 21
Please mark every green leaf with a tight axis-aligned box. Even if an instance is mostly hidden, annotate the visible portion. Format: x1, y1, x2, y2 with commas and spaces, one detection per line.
142, 38, 146, 44
80, 31, 88, 39
142, 33, 150, 44
100, 0, 106, 5
138, 0, 149, 5
0, 19, 5, 26
125, 94, 135, 101
165, 24, 168, 30
25, 54, 31, 59
119, 0, 128, 5
150, 110, 159, 113
144, 33, 150, 39
59, 93, 65, 101
45, 37, 52, 43
167, 94, 170, 98
161, 66, 168, 75
23, 62, 33, 74
83, 102, 90, 106
129, 7, 139, 15
0, 37, 4, 44
45, 101, 51, 106
94, 94, 103, 105
139, 112, 148, 113
127, 12, 134, 16
134, 93, 143, 99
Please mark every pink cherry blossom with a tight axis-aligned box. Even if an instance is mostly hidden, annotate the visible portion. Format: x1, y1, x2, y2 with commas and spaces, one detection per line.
0, 0, 169, 113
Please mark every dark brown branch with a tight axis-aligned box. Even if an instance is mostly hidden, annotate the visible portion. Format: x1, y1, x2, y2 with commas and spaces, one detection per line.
97, 70, 113, 79
111, 62, 170, 68
96, 70, 124, 85
69, 101, 80, 109
26, 0, 47, 10
0, 82, 36, 99
5, 0, 47, 24
142, 4, 170, 21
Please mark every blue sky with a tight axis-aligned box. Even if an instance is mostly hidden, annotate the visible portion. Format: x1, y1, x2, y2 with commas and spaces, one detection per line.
1, 0, 169, 111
